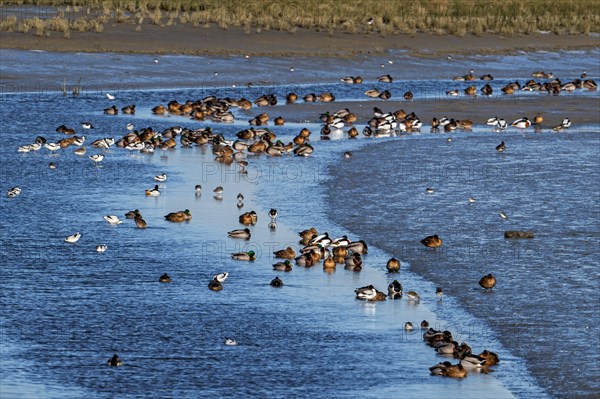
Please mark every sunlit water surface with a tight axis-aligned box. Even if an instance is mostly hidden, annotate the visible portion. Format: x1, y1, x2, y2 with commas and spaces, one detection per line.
1, 48, 599, 399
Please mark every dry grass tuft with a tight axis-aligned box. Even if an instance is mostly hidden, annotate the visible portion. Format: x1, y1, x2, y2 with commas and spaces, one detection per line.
0, 0, 597, 37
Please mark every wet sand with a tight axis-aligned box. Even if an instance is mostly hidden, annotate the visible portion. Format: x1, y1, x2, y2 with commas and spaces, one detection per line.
1, 24, 599, 57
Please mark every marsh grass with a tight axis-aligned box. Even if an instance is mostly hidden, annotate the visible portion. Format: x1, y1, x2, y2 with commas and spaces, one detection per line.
0, 0, 598, 37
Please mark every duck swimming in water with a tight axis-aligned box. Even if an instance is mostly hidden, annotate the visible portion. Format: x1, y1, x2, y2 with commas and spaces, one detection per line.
386, 258, 400, 273
405, 291, 421, 302
511, 117, 531, 129
388, 280, 403, 299
270, 276, 284, 287
65, 232, 81, 243
479, 274, 497, 290
164, 209, 192, 222
103, 215, 123, 225
107, 354, 122, 367
496, 141, 506, 152
269, 208, 278, 222
273, 247, 296, 259
7, 187, 21, 198
159, 273, 171, 283
213, 272, 229, 283
125, 209, 141, 219
231, 251, 256, 261
134, 216, 147, 229
273, 260, 293, 272
420, 235, 442, 248
145, 185, 160, 197
154, 173, 167, 182
208, 279, 223, 291
228, 228, 251, 239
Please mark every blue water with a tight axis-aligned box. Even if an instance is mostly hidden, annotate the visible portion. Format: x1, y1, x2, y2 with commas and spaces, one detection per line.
1, 48, 599, 398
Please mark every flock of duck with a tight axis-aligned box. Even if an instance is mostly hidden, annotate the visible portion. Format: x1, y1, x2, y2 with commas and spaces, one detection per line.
8, 67, 587, 375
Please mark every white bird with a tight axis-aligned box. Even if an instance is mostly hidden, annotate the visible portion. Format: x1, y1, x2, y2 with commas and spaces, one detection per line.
89, 154, 104, 165
329, 118, 345, 129
195, 184, 202, 195
91, 138, 114, 149
224, 338, 238, 346
309, 232, 331, 246
405, 291, 421, 301
438, 117, 450, 127
7, 187, 21, 197
486, 117, 500, 126
103, 215, 123, 225
126, 123, 134, 131
268, 208, 278, 222
145, 184, 161, 197
81, 122, 95, 129
65, 232, 81, 243
460, 355, 487, 368
30, 143, 42, 151
468, 197, 477, 203
411, 119, 423, 129
331, 235, 350, 247
562, 118, 572, 128
499, 211, 508, 219
125, 142, 145, 151
496, 119, 507, 130
17, 145, 31, 153
106, 93, 115, 100
511, 117, 531, 129
44, 143, 60, 153
96, 244, 107, 253
214, 272, 229, 283
355, 285, 377, 300
154, 174, 167, 182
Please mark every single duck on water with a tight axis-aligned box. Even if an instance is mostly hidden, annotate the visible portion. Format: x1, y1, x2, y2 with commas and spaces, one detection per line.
270, 276, 284, 287
273, 247, 296, 259
420, 235, 442, 248
213, 272, 229, 283
154, 173, 167, 182
134, 216, 147, 229
388, 280, 403, 299
103, 215, 123, 225
386, 258, 400, 273
231, 251, 256, 261
107, 354, 122, 367
145, 185, 160, 197
208, 279, 223, 291
496, 141, 506, 152
479, 273, 497, 290
164, 209, 192, 222
125, 209, 141, 219
273, 260, 293, 272
268, 208, 278, 222
65, 232, 81, 243
228, 228, 251, 240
